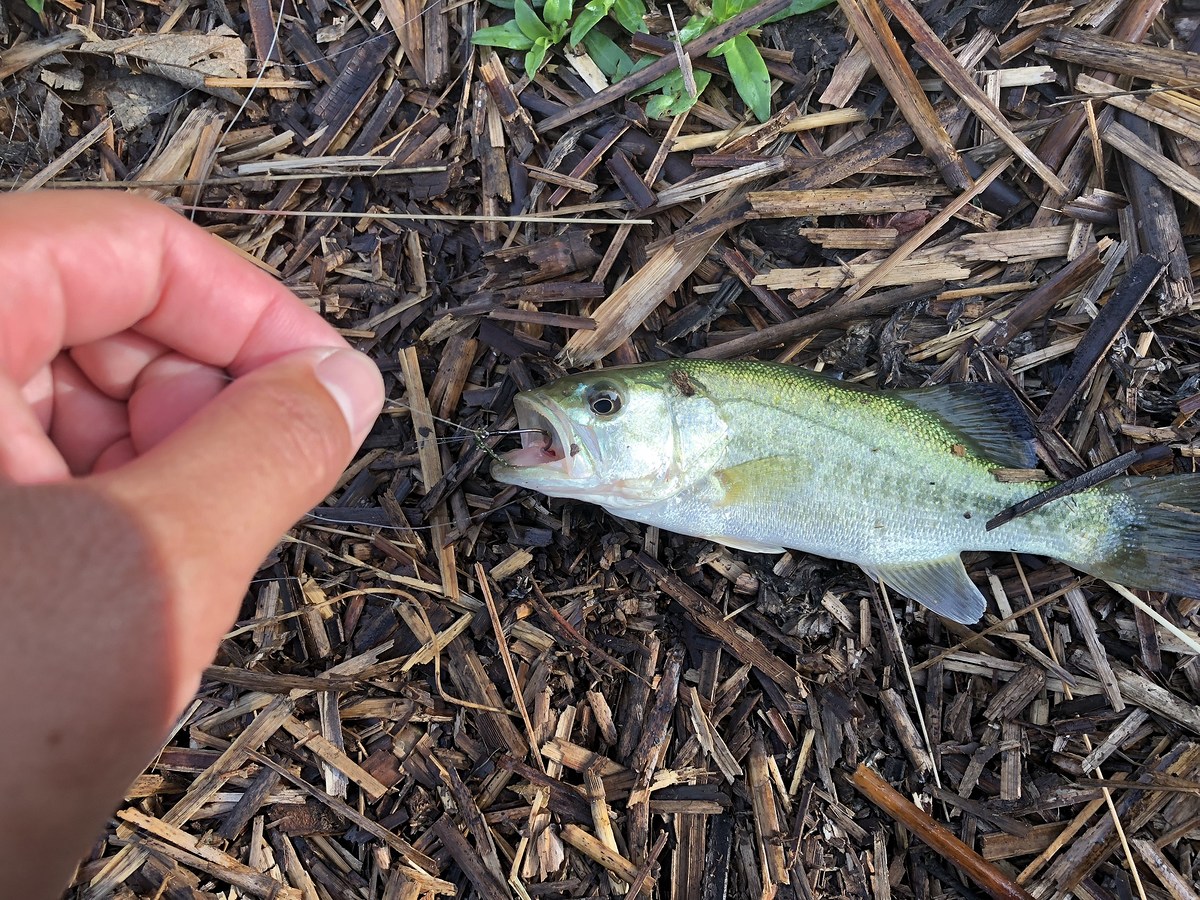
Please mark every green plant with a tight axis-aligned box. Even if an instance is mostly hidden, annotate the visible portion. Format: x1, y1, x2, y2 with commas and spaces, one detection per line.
671, 0, 834, 122
472, 0, 646, 81
576, 29, 702, 116
24, 0, 45, 11
584, 0, 833, 121
571, 0, 646, 45
474, 0, 833, 122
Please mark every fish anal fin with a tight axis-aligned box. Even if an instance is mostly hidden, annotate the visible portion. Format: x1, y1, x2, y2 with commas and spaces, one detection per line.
865, 555, 987, 624
897, 383, 1037, 468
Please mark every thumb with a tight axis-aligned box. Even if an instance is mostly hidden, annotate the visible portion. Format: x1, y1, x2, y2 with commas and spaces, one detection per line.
96, 347, 383, 644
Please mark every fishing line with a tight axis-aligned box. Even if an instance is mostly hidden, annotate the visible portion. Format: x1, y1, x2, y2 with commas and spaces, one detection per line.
137, 378, 544, 531
302, 494, 530, 532
382, 400, 550, 465
190, 0, 289, 224
879, 581, 943, 792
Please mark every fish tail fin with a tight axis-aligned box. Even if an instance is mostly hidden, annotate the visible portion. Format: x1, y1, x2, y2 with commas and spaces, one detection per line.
1077, 475, 1200, 596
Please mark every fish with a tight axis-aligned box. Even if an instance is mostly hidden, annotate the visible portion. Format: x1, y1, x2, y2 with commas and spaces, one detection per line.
490, 358, 1200, 624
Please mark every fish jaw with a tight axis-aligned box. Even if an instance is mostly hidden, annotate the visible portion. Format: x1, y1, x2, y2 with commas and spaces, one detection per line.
490, 366, 732, 509
490, 392, 599, 496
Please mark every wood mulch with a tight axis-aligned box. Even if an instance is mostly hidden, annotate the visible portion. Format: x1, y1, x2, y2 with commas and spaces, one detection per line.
6, 0, 1200, 896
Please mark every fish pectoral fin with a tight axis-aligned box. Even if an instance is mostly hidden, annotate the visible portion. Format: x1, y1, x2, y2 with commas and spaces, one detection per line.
864, 555, 987, 625
711, 536, 786, 555
700, 456, 799, 553
712, 456, 809, 508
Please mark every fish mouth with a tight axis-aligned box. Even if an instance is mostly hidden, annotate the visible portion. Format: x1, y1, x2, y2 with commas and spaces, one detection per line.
494, 394, 573, 473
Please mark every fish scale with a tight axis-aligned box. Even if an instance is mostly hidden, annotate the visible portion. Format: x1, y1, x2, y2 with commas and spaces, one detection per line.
492, 358, 1200, 624
658, 370, 1032, 560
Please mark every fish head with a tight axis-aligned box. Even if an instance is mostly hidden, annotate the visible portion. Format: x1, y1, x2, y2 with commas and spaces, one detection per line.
491, 364, 728, 509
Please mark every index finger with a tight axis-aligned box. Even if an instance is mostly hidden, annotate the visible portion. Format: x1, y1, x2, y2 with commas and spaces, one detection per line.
0, 191, 347, 385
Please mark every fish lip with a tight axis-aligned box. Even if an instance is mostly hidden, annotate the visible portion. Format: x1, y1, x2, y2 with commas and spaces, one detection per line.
518, 394, 563, 457
496, 393, 575, 473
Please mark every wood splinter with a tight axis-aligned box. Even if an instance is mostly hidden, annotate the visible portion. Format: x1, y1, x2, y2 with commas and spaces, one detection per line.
986, 445, 1173, 531
846, 764, 1036, 900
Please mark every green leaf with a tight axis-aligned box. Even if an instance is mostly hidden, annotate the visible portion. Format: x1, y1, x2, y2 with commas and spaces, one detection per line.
645, 71, 707, 118
570, 9, 604, 44
624, 54, 656, 81
24, 0, 45, 10
721, 0, 759, 19
580, 28, 633, 77
721, 32, 771, 122
544, 0, 573, 26
525, 36, 551, 78
764, 0, 835, 23
473, 19, 537, 49
611, 0, 647, 33
711, 0, 730, 22
514, 0, 552, 40
633, 67, 684, 97
645, 93, 677, 119
666, 75, 709, 113
790, 0, 836, 12
569, 0, 612, 45
614, 48, 654, 80
677, 14, 710, 43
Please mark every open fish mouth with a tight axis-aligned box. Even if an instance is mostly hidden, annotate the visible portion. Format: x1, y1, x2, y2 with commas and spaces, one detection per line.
496, 395, 571, 471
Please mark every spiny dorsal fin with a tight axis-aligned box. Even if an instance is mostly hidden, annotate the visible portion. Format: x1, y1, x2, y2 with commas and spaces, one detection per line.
896, 382, 1038, 468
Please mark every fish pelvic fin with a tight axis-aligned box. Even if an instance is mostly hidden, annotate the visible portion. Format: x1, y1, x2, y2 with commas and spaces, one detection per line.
1076, 475, 1200, 596
713, 536, 786, 554
864, 555, 987, 624
896, 382, 1037, 468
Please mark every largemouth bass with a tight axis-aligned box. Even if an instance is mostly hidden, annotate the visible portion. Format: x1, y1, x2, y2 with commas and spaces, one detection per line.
491, 359, 1200, 624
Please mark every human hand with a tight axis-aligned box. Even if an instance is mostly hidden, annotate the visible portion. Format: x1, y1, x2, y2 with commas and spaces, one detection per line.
0, 191, 384, 897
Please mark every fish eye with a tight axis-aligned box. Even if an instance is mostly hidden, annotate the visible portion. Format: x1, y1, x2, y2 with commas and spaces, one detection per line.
587, 385, 623, 417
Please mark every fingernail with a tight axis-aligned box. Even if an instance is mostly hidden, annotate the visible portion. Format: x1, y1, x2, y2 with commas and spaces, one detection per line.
314, 349, 384, 442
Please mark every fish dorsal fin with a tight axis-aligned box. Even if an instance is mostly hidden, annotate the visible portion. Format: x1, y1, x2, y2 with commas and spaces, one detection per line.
895, 382, 1037, 468
864, 555, 987, 624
